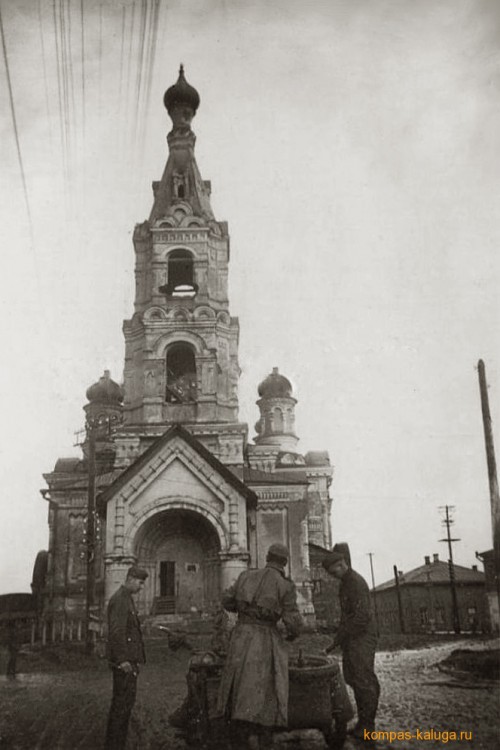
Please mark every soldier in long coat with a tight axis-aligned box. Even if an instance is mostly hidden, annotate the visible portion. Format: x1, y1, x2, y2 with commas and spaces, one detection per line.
324, 550, 380, 739
217, 543, 303, 750
105, 565, 148, 750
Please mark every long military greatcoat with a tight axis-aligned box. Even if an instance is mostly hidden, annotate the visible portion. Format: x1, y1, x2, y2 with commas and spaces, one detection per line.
217, 562, 302, 728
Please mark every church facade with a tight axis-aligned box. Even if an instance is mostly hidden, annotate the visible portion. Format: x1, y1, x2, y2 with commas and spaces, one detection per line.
40, 68, 333, 621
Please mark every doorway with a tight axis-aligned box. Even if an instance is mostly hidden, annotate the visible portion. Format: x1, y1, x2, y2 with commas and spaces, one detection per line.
160, 561, 176, 597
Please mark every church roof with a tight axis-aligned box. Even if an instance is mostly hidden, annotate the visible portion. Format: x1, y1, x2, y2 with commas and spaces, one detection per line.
98, 423, 257, 506
42, 467, 122, 494
235, 466, 308, 485
53, 458, 84, 474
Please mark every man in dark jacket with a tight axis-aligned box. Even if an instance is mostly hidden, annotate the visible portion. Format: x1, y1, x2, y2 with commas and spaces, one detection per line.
324, 550, 380, 739
105, 565, 148, 750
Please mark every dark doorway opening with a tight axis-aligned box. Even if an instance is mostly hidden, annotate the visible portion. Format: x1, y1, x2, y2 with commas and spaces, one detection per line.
160, 561, 176, 597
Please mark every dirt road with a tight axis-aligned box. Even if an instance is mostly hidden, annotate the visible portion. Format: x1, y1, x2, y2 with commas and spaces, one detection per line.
0, 637, 498, 749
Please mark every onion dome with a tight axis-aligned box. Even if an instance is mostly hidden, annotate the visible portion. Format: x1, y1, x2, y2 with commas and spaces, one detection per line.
258, 367, 293, 399
86, 370, 124, 405
163, 64, 200, 114
305, 451, 331, 467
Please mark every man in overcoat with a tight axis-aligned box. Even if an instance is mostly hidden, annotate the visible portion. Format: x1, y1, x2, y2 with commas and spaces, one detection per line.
105, 565, 148, 750
217, 543, 303, 750
324, 550, 380, 739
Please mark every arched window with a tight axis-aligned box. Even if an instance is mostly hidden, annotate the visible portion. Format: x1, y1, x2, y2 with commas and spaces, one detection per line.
166, 343, 197, 403
273, 407, 284, 432
163, 249, 197, 298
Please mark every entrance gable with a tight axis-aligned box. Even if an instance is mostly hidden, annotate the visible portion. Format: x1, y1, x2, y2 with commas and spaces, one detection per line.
130, 453, 225, 513
101, 425, 256, 560
104, 434, 242, 513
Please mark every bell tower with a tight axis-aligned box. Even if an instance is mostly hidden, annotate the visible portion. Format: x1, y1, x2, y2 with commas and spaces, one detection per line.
119, 66, 247, 466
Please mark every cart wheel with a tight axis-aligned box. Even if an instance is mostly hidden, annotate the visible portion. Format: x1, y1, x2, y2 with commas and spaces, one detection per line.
324, 718, 347, 750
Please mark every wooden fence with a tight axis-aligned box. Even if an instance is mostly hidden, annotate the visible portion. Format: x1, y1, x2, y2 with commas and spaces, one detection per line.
0, 616, 105, 648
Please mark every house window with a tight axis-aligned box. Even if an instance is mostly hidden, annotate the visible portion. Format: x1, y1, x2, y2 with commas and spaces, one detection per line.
166, 343, 197, 403
162, 249, 197, 297
435, 606, 445, 626
419, 607, 428, 627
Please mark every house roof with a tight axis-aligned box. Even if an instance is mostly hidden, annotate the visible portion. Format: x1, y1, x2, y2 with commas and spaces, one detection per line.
374, 559, 485, 592
97, 423, 257, 506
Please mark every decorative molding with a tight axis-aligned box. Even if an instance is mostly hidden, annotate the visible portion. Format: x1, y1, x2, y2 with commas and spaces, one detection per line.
123, 497, 229, 552
152, 329, 207, 357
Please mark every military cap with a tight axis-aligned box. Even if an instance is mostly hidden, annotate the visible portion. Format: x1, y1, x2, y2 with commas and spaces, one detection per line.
322, 550, 346, 572
126, 565, 148, 580
267, 543, 290, 560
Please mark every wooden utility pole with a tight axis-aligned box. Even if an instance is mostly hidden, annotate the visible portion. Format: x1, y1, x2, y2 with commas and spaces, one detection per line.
85, 421, 97, 655
367, 552, 380, 633
393, 565, 405, 634
439, 505, 461, 634
478, 359, 500, 614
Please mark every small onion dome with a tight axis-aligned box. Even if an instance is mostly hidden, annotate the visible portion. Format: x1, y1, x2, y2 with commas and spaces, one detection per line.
163, 64, 200, 114
258, 367, 293, 399
305, 451, 331, 467
86, 370, 124, 405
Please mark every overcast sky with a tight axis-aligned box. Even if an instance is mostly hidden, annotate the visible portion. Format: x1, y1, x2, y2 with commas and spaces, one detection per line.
1, 0, 499, 593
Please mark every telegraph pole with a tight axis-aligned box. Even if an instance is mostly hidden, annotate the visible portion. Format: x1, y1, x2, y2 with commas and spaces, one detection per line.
477, 359, 500, 616
394, 566, 405, 634
83, 413, 119, 655
85, 418, 97, 655
367, 552, 380, 633
439, 505, 461, 634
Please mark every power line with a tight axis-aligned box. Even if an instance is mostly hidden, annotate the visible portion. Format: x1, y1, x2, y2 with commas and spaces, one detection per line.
118, 4, 126, 102
38, 0, 53, 148
125, 0, 136, 152
59, 0, 73, 194
0, 1, 35, 243
80, 0, 85, 143
143, 0, 160, 138
52, 0, 68, 186
136, 0, 161, 161
98, 0, 103, 117
133, 0, 148, 150
66, 0, 77, 158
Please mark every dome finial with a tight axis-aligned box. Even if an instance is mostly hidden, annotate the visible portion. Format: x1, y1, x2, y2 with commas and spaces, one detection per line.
179, 62, 184, 75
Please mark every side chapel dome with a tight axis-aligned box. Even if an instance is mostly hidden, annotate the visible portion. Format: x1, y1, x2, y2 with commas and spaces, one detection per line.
258, 367, 293, 399
86, 370, 124, 405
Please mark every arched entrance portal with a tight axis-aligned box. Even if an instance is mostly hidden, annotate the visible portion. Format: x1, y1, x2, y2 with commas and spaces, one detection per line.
134, 509, 221, 616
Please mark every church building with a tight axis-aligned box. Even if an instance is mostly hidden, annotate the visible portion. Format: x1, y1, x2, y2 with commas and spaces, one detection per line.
40, 68, 333, 622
